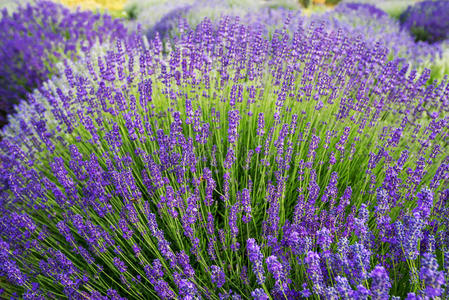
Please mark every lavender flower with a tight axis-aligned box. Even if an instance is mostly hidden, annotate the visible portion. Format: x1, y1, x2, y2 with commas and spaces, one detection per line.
247, 238, 265, 285
154, 279, 175, 299
316, 227, 332, 250
414, 187, 433, 219
113, 257, 127, 273
251, 288, 269, 300
419, 253, 445, 298
210, 265, 226, 289
369, 265, 391, 300
305, 251, 324, 295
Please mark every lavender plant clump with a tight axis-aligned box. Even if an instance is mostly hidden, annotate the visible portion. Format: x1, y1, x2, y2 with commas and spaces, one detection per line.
0, 6, 449, 300
0, 0, 134, 127
132, 0, 445, 80
312, 2, 444, 70
336, 2, 387, 19
399, 0, 449, 44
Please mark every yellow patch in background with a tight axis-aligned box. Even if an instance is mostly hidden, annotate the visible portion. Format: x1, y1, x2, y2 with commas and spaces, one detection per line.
58, 0, 126, 12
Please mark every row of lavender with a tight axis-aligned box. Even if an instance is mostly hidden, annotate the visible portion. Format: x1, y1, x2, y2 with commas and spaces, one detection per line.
0, 1, 448, 299
128, 1, 449, 83
1, 0, 448, 128
0, 0, 136, 127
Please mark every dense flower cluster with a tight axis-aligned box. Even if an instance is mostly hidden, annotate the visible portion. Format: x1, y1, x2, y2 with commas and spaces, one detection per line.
313, 2, 442, 69
144, 2, 192, 40
131, 0, 447, 84
399, 0, 449, 44
0, 0, 133, 127
335, 2, 387, 19
135, 0, 263, 41
0, 6, 449, 300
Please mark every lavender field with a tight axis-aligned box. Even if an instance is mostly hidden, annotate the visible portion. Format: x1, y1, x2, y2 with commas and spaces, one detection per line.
0, 0, 448, 299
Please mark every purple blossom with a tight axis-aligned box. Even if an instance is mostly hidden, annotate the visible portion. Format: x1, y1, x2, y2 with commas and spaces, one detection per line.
113, 257, 127, 273
414, 187, 434, 219
316, 227, 332, 250
369, 265, 391, 300
247, 238, 265, 285
154, 280, 175, 300
265, 256, 282, 281
224, 147, 236, 169
251, 288, 269, 300
210, 265, 226, 289
305, 251, 324, 295
395, 212, 425, 260
335, 276, 354, 299
257, 113, 265, 136
419, 253, 445, 298
228, 110, 240, 144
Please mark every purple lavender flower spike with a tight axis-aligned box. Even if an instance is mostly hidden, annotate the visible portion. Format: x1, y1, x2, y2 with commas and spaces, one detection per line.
305, 251, 324, 295
369, 265, 391, 300
419, 253, 445, 298
210, 265, 226, 289
251, 288, 269, 300
247, 238, 265, 285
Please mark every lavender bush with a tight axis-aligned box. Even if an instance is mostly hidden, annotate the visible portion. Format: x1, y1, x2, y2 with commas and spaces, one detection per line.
0, 14, 449, 300
131, 0, 447, 84
0, 0, 34, 15
311, 2, 449, 84
334, 2, 387, 19
0, 0, 133, 127
128, 0, 266, 41
314, 2, 442, 69
399, 0, 449, 44
125, 0, 194, 39
339, 0, 412, 19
